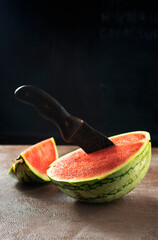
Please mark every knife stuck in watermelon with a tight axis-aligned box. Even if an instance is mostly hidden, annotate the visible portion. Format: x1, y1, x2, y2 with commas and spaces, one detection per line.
47, 131, 151, 203
9, 86, 151, 203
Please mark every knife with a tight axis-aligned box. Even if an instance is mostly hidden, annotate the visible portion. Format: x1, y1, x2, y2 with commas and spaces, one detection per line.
14, 85, 114, 153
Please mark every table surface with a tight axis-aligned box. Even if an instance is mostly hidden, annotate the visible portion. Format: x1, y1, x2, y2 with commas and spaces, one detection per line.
0, 145, 158, 240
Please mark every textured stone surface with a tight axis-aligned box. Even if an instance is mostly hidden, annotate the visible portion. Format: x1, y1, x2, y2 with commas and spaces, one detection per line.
0, 145, 158, 240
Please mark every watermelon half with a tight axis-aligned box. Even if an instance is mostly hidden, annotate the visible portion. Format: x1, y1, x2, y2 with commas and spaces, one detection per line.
47, 131, 151, 203
9, 137, 58, 183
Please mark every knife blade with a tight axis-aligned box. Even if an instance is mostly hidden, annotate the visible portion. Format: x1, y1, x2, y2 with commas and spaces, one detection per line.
14, 85, 114, 153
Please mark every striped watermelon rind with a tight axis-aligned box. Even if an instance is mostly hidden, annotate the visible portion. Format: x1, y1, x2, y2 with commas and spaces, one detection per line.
9, 137, 58, 183
47, 131, 151, 203
9, 157, 46, 183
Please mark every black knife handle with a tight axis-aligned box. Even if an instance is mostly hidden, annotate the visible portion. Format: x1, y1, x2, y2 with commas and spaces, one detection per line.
14, 85, 82, 142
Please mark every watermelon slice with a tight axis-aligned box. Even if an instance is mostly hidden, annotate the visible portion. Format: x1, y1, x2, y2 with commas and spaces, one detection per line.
47, 131, 151, 203
9, 137, 58, 183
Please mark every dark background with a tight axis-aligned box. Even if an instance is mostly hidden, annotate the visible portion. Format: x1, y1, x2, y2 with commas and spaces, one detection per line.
1, 1, 158, 146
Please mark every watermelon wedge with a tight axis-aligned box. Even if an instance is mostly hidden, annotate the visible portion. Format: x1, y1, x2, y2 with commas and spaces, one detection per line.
9, 138, 58, 183
47, 131, 151, 203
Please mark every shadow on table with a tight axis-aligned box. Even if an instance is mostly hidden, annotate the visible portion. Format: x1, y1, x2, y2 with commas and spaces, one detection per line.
15, 181, 158, 238
15, 181, 61, 200
73, 195, 158, 238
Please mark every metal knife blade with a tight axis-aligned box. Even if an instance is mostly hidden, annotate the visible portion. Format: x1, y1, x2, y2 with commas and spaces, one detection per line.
14, 85, 114, 153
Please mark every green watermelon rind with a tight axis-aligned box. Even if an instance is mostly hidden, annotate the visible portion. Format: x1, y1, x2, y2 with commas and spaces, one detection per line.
9, 137, 58, 183
47, 131, 151, 203
10, 157, 47, 183
109, 130, 150, 143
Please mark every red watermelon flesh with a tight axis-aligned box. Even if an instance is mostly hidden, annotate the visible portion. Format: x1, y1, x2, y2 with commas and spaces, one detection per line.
21, 138, 58, 180
49, 132, 149, 181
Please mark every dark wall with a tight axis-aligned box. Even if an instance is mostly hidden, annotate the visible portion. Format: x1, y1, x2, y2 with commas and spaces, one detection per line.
1, 1, 158, 145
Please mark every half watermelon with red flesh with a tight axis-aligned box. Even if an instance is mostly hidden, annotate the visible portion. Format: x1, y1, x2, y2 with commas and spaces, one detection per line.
47, 131, 151, 202
9, 137, 58, 183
